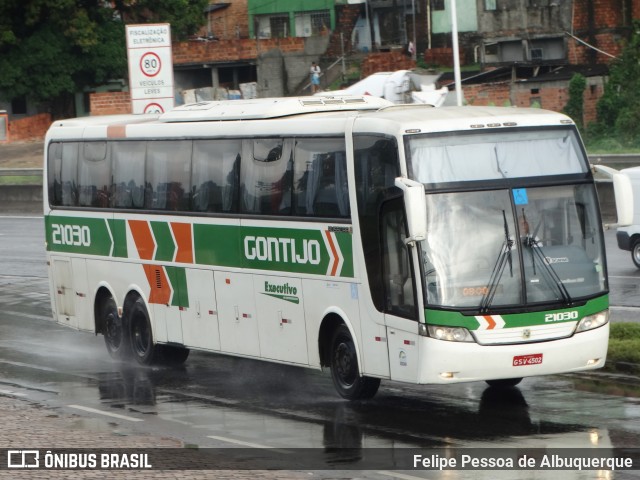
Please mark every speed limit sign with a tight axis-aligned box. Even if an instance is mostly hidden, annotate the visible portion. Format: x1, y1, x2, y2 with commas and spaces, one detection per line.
140, 52, 161, 77
126, 24, 174, 114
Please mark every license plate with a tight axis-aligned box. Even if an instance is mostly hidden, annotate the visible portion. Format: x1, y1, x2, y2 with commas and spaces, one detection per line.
513, 353, 543, 367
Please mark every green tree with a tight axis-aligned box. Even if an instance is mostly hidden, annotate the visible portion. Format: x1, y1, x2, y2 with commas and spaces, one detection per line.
562, 73, 586, 130
113, 0, 210, 41
0, 0, 208, 119
594, 20, 640, 145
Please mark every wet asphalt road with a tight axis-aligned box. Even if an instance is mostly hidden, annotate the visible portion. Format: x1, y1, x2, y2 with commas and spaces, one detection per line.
1, 216, 640, 479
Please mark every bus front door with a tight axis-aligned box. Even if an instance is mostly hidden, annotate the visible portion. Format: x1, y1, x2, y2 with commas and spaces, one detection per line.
381, 198, 420, 383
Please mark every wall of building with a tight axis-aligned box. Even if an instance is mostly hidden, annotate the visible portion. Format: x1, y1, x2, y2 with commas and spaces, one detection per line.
173, 37, 306, 65
6, 113, 52, 142
568, 0, 640, 65
206, 0, 250, 40
325, 4, 362, 58
462, 76, 604, 126
431, 0, 478, 34
248, 0, 336, 38
361, 51, 416, 77
90, 92, 132, 116
476, 0, 572, 37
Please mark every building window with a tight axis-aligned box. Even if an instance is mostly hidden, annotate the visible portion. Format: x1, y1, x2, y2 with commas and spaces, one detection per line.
256, 14, 289, 38
485, 0, 497, 10
294, 10, 331, 37
270, 15, 289, 38
431, 0, 445, 11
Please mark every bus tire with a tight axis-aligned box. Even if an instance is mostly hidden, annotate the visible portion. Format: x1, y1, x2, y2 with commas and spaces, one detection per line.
330, 325, 380, 400
632, 238, 640, 269
128, 297, 159, 366
160, 345, 190, 365
101, 296, 130, 360
485, 378, 522, 388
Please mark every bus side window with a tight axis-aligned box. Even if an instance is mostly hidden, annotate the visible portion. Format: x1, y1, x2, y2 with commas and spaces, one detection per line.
48, 142, 62, 206
60, 142, 80, 207
241, 138, 293, 215
78, 142, 109, 208
380, 198, 417, 319
111, 141, 146, 209
292, 138, 348, 218
145, 141, 192, 211
192, 140, 241, 213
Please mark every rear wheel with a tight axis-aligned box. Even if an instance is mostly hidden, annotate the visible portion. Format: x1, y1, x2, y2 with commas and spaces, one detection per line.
102, 296, 130, 360
330, 325, 380, 400
128, 297, 159, 366
632, 238, 640, 269
485, 378, 523, 388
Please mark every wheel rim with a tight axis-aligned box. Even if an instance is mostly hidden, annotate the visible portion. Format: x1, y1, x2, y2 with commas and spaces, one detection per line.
334, 338, 357, 388
634, 244, 640, 264
104, 311, 121, 350
131, 311, 150, 358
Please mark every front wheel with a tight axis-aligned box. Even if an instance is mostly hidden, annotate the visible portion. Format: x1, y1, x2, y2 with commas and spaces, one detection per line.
632, 238, 640, 269
128, 297, 159, 366
485, 378, 523, 388
330, 325, 380, 400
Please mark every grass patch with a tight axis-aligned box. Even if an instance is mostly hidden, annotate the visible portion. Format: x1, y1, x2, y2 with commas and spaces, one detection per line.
605, 323, 640, 369
0, 175, 42, 186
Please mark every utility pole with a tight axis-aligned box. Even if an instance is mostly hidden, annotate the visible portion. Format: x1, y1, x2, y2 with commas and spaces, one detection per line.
450, 0, 463, 106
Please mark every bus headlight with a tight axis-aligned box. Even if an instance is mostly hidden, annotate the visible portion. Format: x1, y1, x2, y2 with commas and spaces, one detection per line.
427, 325, 474, 342
575, 310, 609, 333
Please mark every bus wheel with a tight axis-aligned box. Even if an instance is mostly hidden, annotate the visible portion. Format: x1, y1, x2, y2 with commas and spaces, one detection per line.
485, 378, 522, 388
330, 325, 380, 400
128, 297, 158, 366
102, 296, 130, 360
632, 238, 640, 269
161, 345, 190, 365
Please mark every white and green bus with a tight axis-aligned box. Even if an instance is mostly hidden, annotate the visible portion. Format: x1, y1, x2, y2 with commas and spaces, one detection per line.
44, 96, 631, 400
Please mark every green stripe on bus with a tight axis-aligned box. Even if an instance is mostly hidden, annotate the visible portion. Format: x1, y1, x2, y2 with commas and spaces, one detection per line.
45, 216, 112, 256
166, 266, 189, 308
46, 215, 354, 278
150, 221, 175, 262
193, 224, 241, 267
107, 219, 127, 258
424, 295, 609, 330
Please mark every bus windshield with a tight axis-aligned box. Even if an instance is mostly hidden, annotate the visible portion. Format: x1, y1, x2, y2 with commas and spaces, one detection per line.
406, 129, 606, 311
407, 128, 586, 184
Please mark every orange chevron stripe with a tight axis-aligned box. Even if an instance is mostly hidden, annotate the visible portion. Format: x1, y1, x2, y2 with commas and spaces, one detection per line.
324, 230, 339, 276
129, 220, 155, 260
484, 315, 496, 330
171, 222, 193, 263
143, 264, 171, 305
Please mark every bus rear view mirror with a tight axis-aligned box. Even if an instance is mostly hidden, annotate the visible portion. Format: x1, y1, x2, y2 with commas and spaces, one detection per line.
592, 165, 633, 227
394, 177, 427, 244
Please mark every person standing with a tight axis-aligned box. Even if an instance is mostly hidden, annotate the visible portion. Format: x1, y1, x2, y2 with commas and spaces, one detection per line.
310, 62, 321, 93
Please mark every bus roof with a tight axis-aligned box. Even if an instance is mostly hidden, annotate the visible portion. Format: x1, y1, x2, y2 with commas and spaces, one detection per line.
45, 99, 575, 141
159, 96, 395, 122
355, 104, 574, 132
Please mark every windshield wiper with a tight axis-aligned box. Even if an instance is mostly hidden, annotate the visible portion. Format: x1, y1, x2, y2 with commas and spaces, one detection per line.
521, 209, 572, 306
480, 210, 514, 313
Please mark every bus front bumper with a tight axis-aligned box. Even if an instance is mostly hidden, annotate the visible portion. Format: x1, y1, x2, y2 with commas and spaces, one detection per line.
417, 323, 609, 384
